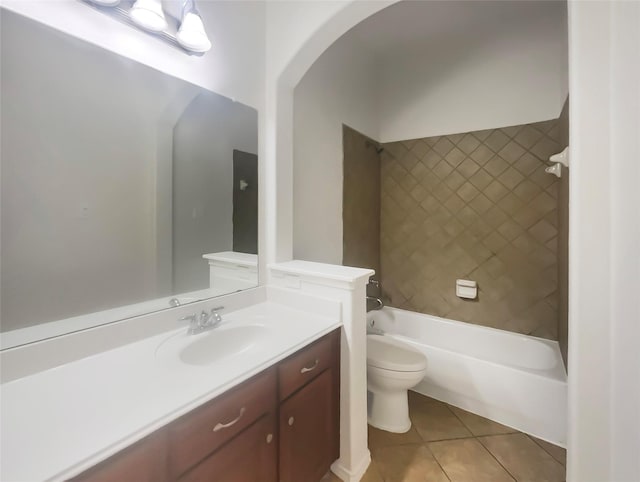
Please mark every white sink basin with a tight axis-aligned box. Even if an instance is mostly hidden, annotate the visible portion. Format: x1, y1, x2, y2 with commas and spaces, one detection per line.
156, 324, 271, 366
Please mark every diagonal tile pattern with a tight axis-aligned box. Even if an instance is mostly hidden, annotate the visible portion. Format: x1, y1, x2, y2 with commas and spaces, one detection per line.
478, 434, 565, 482
429, 438, 515, 482
372, 444, 450, 482
322, 392, 567, 482
380, 120, 565, 339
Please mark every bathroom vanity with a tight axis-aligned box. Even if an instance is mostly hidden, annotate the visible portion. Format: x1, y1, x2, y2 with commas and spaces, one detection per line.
0, 300, 346, 481
72, 329, 340, 482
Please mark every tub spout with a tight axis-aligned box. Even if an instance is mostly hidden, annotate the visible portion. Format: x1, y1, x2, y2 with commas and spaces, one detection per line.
367, 296, 384, 311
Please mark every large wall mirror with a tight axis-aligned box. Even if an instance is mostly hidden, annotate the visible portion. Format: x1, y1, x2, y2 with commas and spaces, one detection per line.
0, 10, 259, 349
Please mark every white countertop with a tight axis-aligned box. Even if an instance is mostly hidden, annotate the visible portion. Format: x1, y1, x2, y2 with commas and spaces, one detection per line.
0, 301, 341, 481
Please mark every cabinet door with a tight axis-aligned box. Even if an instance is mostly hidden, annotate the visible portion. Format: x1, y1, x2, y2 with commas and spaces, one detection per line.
279, 370, 336, 482
179, 414, 277, 482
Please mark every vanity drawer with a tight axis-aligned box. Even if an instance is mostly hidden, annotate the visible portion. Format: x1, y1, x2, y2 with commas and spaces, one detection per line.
178, 414, 277, 482
278, 331, 335, 401
168, 367, 277, 478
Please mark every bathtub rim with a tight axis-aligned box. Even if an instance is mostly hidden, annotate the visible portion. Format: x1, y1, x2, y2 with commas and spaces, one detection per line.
378, 306, 568, 381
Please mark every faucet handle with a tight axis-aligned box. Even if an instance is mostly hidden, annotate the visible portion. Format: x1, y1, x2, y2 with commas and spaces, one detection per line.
179, 314, 200, 334
210, 306, 224, 323
179, 314, 197, 324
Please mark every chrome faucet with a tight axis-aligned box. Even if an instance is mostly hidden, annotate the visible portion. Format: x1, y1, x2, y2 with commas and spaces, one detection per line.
179, 306, 224, 335
367, 296, 384, 311
367, 278, 384, 311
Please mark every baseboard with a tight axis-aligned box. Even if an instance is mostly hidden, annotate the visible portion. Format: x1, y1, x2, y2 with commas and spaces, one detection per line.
330, 450, 372, 482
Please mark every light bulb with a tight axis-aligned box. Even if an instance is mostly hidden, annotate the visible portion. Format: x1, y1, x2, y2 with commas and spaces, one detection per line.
177, 11, 212, 53
91, 0, 121, 6
130, 0, 167, 32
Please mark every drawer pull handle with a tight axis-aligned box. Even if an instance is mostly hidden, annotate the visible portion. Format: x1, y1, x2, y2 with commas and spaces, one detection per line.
213, 407, 246, 432
300, 359, 319, 374
266, 433, 273, 444
288, 416, 295, 426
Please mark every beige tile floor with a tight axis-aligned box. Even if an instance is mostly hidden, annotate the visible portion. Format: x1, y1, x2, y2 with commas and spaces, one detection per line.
322, 391, 566, 482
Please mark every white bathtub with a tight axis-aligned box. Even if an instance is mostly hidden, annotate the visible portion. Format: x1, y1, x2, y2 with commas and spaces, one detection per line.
367, 307, 567, 446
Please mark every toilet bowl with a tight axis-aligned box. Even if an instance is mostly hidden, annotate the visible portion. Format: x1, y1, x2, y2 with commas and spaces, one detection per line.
367, 334, 427, 433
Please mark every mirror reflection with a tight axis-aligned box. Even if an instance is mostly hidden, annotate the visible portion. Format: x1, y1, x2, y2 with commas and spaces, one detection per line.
0, 10, 259, 347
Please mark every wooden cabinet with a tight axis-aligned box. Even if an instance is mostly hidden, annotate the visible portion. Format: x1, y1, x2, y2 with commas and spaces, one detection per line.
278, 330, 340, 482
278, 333, 334, 400
279, 370, 336, 482
179, 414, 277, 482
168, 368, 277, 479
74, 329, 340, 482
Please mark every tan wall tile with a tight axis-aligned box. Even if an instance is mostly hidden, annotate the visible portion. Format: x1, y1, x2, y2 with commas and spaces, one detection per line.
380, 120, 561, 339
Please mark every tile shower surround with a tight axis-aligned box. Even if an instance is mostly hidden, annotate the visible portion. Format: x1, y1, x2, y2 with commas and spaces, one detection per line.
379, 120, 566, 339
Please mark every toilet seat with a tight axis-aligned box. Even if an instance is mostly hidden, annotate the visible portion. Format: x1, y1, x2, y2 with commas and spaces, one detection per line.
367, 335, 427, 372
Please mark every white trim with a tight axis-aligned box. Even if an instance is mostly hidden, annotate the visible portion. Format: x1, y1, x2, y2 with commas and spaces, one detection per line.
331, 450, 372, 482
270, 260, 374, 291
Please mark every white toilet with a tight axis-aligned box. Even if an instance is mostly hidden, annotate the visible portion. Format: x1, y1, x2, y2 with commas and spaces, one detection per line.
367, 334, 427, 433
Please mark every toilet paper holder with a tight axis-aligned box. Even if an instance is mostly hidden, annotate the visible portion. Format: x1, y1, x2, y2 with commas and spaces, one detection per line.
456, 279, 477, 300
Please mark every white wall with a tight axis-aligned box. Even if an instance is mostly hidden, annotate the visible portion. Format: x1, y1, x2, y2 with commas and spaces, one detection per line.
293, 39, 378, 265
264, 1, 396, 267
609, 4, 640, 480
291, 0, 568, 263
0, 0, 265, 109
567, 2, 640, 481
376, 2, 568, 141
264, 4, 396, 479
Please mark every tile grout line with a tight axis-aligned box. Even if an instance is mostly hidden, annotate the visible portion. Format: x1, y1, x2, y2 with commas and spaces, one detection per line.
414, 399, 468, 482
446, 403, 518, 482
525, 434, 567, 467
422, 434, 477, 443
444, 401, 519, 481
445, 402, 519, 437
423, 440, 453, 482
370, 431, 453, 482
367, 453, 386, 482
410, 399, 474, 443
445, 402, 473, 432
475, 434, 519, 482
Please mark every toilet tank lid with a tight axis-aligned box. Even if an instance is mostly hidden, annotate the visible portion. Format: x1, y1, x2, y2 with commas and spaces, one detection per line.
367, 335, 427, 372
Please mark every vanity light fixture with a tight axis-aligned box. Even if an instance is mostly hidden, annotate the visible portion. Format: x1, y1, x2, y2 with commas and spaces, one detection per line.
90, 0, 121, 6
176, 0, 212, 53
130, 0, 168, 32
81, 0, 211, 56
